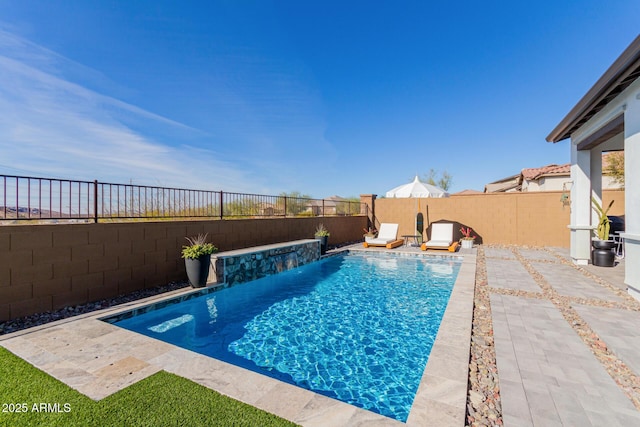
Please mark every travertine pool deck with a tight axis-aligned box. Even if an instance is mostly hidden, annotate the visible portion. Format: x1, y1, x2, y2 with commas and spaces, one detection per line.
0, 246, 476, 427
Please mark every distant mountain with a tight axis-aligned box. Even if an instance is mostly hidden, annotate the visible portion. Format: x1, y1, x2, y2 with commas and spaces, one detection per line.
1, 206, 73, 218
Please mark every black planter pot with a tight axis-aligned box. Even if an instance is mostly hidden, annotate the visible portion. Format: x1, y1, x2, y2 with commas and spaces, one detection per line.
316, 236, 328, 255
592, 240, 615, 267
185, 254, 211, 287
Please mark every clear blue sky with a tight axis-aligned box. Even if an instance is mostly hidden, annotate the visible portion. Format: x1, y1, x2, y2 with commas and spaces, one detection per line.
0, 1, 638, 197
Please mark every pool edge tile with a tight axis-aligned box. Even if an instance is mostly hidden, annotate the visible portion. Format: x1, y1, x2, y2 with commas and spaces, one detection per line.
407, 252, 475, 426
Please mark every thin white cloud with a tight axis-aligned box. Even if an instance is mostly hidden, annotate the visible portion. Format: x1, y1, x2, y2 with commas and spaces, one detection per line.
0, 22, 347, 197
0, 27, 252, 192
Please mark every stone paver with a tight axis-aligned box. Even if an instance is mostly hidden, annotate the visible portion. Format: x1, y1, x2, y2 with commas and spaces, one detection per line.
491, 293, 640, 426
485, 245, 640, 426
484, 247, 516, 259
574, 304, 640, 376
533, 262, 624, 302
517, 248, 559, 262
486, 258, 541, 293
582, 259, 628, 292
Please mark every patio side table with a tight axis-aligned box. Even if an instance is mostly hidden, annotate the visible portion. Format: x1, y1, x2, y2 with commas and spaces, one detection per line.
401, 234, 421, 247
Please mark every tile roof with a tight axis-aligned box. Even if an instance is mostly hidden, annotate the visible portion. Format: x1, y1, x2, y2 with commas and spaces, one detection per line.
521, 163, 570, 181
486, 152, 621, 192
521, 153, 620, 182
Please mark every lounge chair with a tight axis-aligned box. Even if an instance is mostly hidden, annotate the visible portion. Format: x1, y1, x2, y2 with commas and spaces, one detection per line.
363, 223, 404, 249
421, 223, 457, 251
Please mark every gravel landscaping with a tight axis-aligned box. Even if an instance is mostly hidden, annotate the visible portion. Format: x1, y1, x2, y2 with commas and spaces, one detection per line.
0, 281, 190, 335
466, 245, 502, 426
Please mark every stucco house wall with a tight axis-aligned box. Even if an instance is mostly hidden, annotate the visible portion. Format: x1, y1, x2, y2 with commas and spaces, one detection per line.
546, 35, 639, 301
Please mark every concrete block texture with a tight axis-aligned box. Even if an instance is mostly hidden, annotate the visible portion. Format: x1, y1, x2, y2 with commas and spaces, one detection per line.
0, 216, 368, 321
11, 228, 52, 250
10, 296, 52, 319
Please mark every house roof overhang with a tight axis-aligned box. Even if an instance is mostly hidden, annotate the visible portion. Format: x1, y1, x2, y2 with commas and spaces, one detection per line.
546, 35, 640, 143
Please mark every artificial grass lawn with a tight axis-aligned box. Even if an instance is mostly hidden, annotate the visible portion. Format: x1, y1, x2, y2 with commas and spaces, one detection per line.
0, 347, 298, 427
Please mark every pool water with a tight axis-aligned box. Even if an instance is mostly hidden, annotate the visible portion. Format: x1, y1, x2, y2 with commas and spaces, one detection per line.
113, 252, 460, 421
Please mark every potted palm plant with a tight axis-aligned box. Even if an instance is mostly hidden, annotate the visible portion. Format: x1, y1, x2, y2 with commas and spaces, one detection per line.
591, 198, 615, 267
182, 233, 218, 287
314, 223, 330, 255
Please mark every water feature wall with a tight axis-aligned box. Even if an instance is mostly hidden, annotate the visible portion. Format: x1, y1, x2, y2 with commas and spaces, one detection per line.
211, 239, 320, 285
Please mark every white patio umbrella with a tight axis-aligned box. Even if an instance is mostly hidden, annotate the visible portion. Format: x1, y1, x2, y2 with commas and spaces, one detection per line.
384, 176, 449, 244
385, 176, 449, 198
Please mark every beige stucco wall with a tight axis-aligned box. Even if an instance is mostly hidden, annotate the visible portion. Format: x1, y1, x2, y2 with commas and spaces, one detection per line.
372, 190, 625, 247
0, 216, 367, 321
523, 176, 571, 192
523, 175, 623, 192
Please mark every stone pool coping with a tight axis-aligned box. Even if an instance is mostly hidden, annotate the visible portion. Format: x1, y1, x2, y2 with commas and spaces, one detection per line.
0, 246, 476, 426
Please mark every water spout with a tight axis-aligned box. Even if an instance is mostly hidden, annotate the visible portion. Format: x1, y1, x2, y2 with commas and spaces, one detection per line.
273, 252, 299, 272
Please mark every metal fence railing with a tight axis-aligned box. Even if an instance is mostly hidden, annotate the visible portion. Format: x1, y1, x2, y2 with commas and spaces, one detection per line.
97, 182, 221, 219
0, 175, 367, 222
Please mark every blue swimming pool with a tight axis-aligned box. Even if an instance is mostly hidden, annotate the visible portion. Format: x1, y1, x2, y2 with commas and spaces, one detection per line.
111, 251, 461, 422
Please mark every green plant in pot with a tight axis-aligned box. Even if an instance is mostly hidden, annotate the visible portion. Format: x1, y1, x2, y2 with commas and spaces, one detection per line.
314, 223, 330, 255
592, 198, 614, 241
182, 233, 218, 287
591, 198, 615, 267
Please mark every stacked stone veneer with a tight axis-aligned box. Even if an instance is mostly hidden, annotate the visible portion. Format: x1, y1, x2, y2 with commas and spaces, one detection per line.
212, 239, 320, 285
